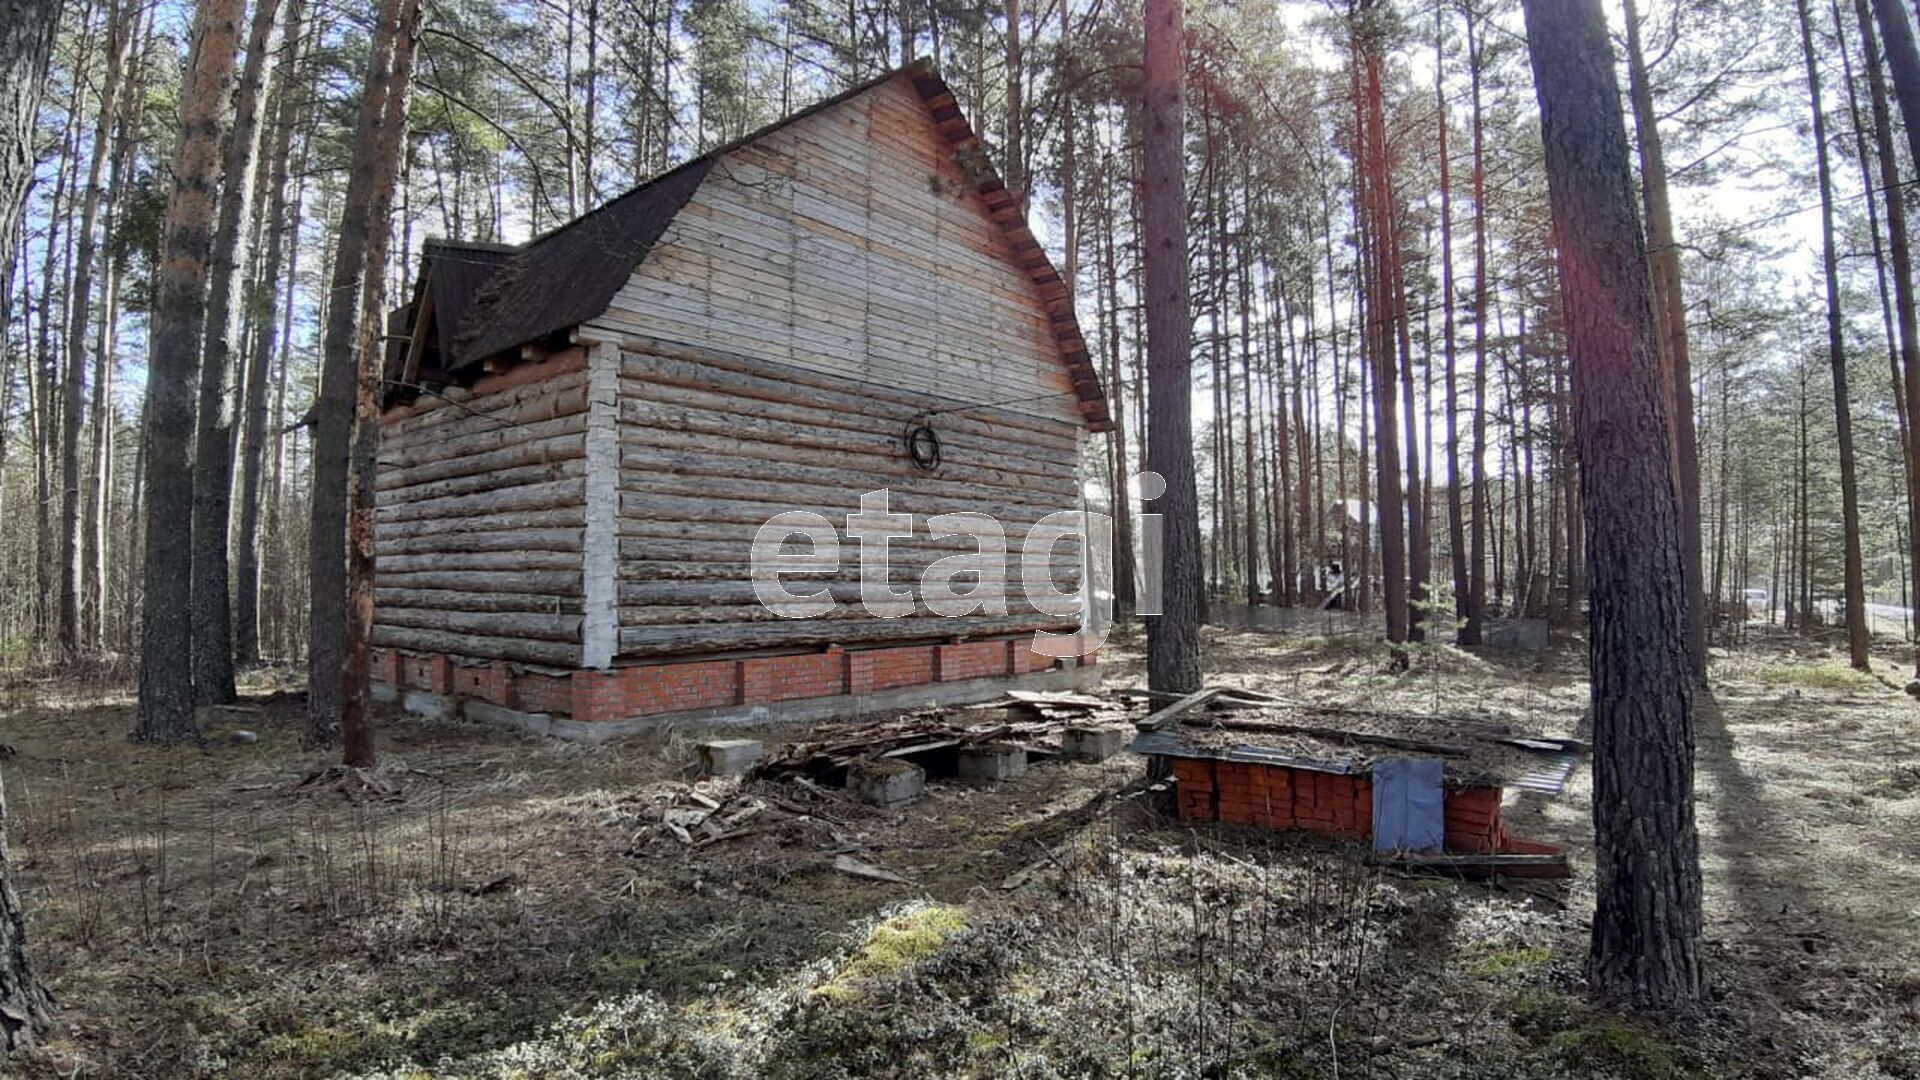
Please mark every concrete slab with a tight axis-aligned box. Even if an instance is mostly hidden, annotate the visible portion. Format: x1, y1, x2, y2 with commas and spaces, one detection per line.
850, 760, 925, 808
958, 742, 1028, 781
1061, 725, 1127, 762
698, 739, 764, 777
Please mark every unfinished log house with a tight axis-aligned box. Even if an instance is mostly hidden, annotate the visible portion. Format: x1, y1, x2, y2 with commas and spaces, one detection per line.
369, 64, 1112, 737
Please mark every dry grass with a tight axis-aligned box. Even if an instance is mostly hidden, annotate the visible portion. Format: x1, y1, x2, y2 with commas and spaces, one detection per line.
0, 626, 1916, 1077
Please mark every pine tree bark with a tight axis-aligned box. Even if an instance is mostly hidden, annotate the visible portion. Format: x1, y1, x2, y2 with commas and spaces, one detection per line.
236, 0, 305, 666
0, 0, 63, 1054
312, 0, 415, 750
343, 0, 419, 767
191, 0, 283, 703
1519, 0, 1703, 1007
1460, 6, 1492, 645
1437, 7, 1469, 620
1099, 165, 1137, 614
1796, 0, 1872, 669
1003, 0, 1023, 199
59, 2, 130, 658
137, 0, 248, 744
1356, 3, 1408, 644
1622, 0, 1707, 682
1862, 0, 1920, 676
1141, 0, 1203, 693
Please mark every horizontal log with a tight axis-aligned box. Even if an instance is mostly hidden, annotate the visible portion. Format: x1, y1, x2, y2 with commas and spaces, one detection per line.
616, 422, 1065, 486
377, 458, 587, 508
378, 413, 588, 472
383, 371, 589, 438
375, 606, 584, 643
616, 490, 1088, 532
378, 430, 586, 491
614, 536, 1082, 571
615, 612, 1079, 656
376, 527, 584, 556
616, 441, 1076, 502
376, 587, 586, 615
616, 597, 1059, 626
371, 624, 581, 666
377, 477, 583, 524
614, 558, 1080, 585
618, 478, 1077, 532
376, 508, 587, 539
376, 550, 580, 574
374, 568, 584, 596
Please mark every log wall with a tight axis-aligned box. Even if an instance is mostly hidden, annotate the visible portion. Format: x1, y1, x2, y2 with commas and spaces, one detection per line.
608, 336, 1088, 657
373, 349, 590, 665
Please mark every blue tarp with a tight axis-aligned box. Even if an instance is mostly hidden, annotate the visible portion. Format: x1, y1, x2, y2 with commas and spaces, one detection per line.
1372, 757, 1446, 852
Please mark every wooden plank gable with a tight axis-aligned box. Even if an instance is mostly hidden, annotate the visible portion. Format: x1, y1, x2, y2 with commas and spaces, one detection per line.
586, 69, 1108, 430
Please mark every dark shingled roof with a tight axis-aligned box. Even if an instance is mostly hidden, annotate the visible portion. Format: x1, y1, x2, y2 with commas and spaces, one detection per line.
447, 159, 713, 368
389, 61, 1110, 431
427, 238, 517, 347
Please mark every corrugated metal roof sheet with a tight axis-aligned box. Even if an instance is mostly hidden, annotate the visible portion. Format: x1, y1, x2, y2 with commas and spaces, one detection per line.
1130, 726, 1583, 796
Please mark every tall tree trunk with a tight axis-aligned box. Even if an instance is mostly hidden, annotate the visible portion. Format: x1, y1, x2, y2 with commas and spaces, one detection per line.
310, 0, 408, 746
137, 0, 248, 744
1437, 6, 1468, 619
312, 0, 418, 749
1099, 157, 1137, 614
1622, 0, 1707, 682
0, 0, 64, 1053
1520, 0, 1702, 1007
1357, 3, 1408, 644
236, 0, 305, 666
1460, 5, 1492, 645
1002, 0, 1022, 199
1141, 0, 1203, 693
191, 0, 284, 702
343, 0, 419, 768
32, 122, 72, 646
1796, 0, 1873, 669
1861, 0, 1920, 676
59, 1, 129, 657
1871, 0, 1920, 173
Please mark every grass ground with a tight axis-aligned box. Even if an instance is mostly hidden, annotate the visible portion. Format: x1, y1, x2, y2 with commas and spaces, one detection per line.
1, 624, 1917, 1078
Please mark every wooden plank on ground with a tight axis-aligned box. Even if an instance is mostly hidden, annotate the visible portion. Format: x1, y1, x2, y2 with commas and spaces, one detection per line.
1135, 688, 1222, 732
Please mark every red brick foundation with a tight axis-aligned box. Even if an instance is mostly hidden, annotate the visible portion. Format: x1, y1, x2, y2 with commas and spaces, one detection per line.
1173, 758, 1374, 841
1173, 756, 1519, 853
372, 635, 1094, 722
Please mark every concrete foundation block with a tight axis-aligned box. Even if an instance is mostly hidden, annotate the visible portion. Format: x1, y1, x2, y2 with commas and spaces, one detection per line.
1061, 726, 1127, 762
958, 742, 1028, 781
850, 760, 925, 808
697, 738, 764, 777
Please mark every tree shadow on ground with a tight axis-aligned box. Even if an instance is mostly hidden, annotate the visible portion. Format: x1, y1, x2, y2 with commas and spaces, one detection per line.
1691, 687, 1862, 1059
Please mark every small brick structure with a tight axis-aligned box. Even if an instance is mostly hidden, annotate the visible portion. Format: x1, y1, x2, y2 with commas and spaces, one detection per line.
1170, 757, 1537, 854
372, 634, 1098, 733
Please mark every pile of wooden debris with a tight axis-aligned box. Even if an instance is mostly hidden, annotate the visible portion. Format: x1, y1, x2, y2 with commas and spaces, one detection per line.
750, 689, 1134, 782
620, 777, 852, 852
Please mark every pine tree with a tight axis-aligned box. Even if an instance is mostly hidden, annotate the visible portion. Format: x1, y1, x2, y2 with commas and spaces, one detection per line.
136, 0, 249, 745
1141, 0, 1203, 693
1519, 0, 1703, 1007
